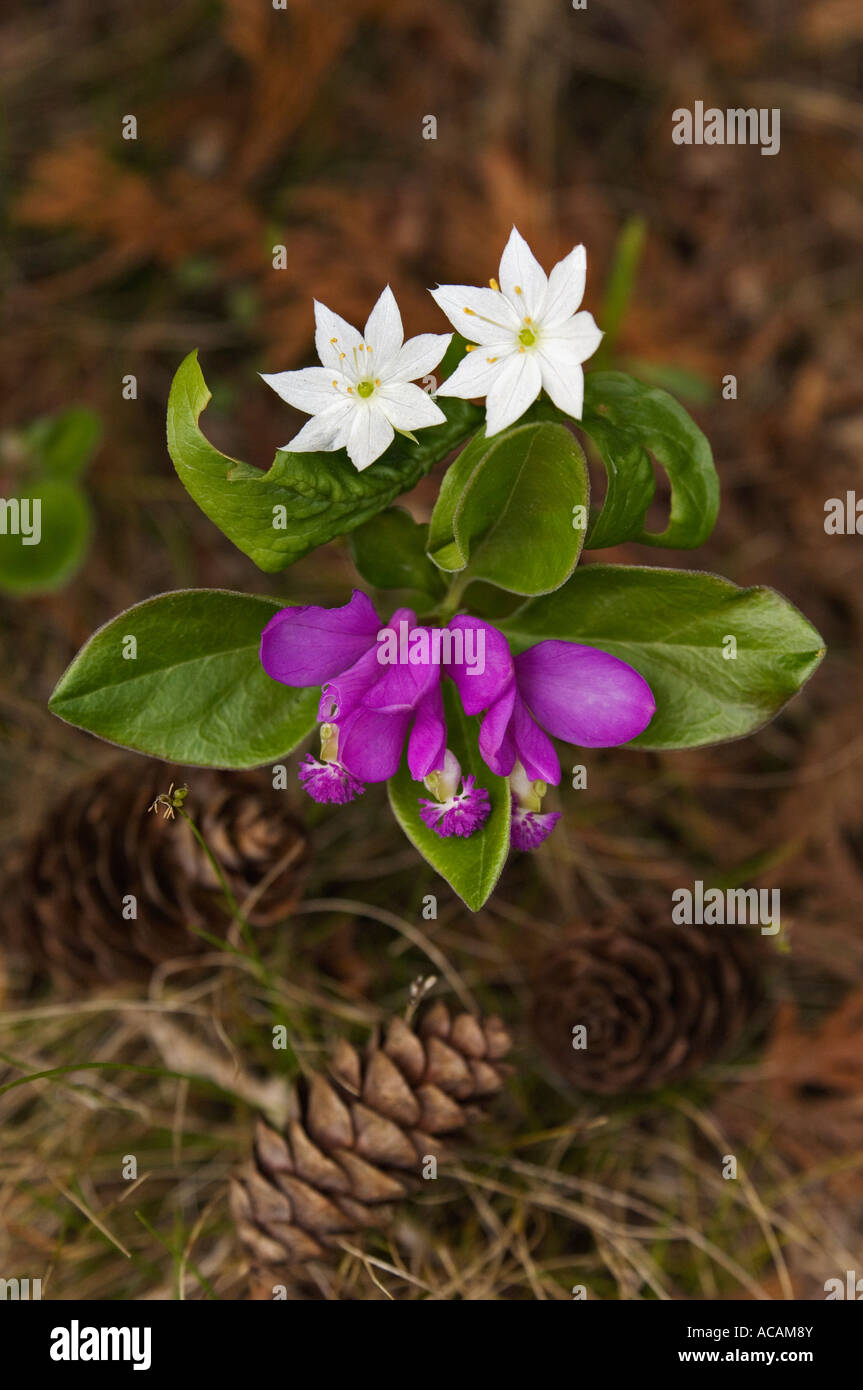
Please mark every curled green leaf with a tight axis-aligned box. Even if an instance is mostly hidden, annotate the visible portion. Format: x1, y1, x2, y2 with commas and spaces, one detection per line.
167, 351, 480, 573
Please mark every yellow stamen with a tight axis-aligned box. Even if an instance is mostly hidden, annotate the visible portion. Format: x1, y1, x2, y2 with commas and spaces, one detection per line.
375, 378, 381, 386
514, 284, 523, 295
330, 336, 338, 344
332, 379, 338, 387
319, 722, 339, 763
347, 386, 354, 394
524, 316, 533, 324
518, 345, 525, 353
464, 306, 515, 334
489, 276, 499, 290
465, 344, 477, 352
486, 356, 499, 363
339, 352, 346, 360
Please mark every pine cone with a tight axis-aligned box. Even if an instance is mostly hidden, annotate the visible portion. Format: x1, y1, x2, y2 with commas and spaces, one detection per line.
530, 924, 767, 1094
232, 1000, 511, 1294
3, 759, 307, 987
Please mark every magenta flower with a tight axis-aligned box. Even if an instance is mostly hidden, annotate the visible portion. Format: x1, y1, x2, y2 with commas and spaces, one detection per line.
259, 591, 490, 836
418, 750, 491, 838
445, 615, 656, 849
259, 591, 653, 854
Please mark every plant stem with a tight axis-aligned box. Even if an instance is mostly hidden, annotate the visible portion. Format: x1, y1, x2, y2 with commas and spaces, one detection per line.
435, 571, 470, 623
176, 807, 302, 1076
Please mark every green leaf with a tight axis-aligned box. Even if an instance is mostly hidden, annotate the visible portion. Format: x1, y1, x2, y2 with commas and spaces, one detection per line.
350, 507, 445, 601
49, 589, 320, 767
167, 351, 481, 573
622, 359, 715, 405
426, 428, 494, 572
0, 481, 92, 596
500, 564, 825, 749
388, 683, 511, 911
579, 371, 719, 550
20, 407, 102, 481
427, 422, 589, 595
457, 580, 524, 622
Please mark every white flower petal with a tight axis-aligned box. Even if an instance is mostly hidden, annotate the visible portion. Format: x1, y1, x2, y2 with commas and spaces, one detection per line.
484, 351, 542, 436
260, 366, 342, 415
498, 227, 548, 320
347, 404, 394, 472
377, 381, 447, 431
434, 343, 516, 400
542, 244, 587, 328
363, 285, 404, 372
328, 407, 356, 451
544, 310, 603, 363
537, 353, 585, 420
391, 332, 452, 384
283, 401, 356, 454
314, 300, 363, 376
429, 284, 519, 345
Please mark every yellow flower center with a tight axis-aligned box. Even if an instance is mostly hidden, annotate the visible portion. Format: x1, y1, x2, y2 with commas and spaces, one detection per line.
518, 326, 537, 348
357, 380, 375, 399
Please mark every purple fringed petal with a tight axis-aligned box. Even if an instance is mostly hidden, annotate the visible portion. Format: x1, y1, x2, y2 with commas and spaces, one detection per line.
336, 706, 412, 783
510, 692, 561, 786
408, 683, 447, 780
446, 616, 514, 714
298, 756, 364, 804
515, 640, 656, 748
261, 590, 380, 687
511, 803, 561, 850
419, 775, 491, 838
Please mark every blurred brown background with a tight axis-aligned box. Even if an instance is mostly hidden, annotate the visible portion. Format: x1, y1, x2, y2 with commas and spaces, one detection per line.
1, 0, 862, 1300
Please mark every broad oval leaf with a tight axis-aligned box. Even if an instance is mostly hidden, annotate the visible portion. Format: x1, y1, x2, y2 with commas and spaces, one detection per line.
388, 683, 511, 911
0, 480, 92, 596
579, 371, 719, 550
49, 589, 320, 767
167, 352, 481, 574
426, 428, 494, 572
428, 422, 589, 596
501, 565, 825, 749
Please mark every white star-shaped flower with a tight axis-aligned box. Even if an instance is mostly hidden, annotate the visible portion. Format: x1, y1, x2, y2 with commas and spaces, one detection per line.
430, 227, 602, 436
261, 286, 452, 472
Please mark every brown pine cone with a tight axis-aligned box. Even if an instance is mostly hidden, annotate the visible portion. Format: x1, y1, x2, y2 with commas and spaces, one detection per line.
3, 758, 307, 987
232, 1000, 511, 1295
530, 924, 768, 1095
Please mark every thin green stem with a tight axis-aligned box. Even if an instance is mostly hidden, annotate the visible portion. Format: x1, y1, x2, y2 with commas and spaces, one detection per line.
434, 570, 471, 623
176, 808, 257, 960
176, 808, 299, 1075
